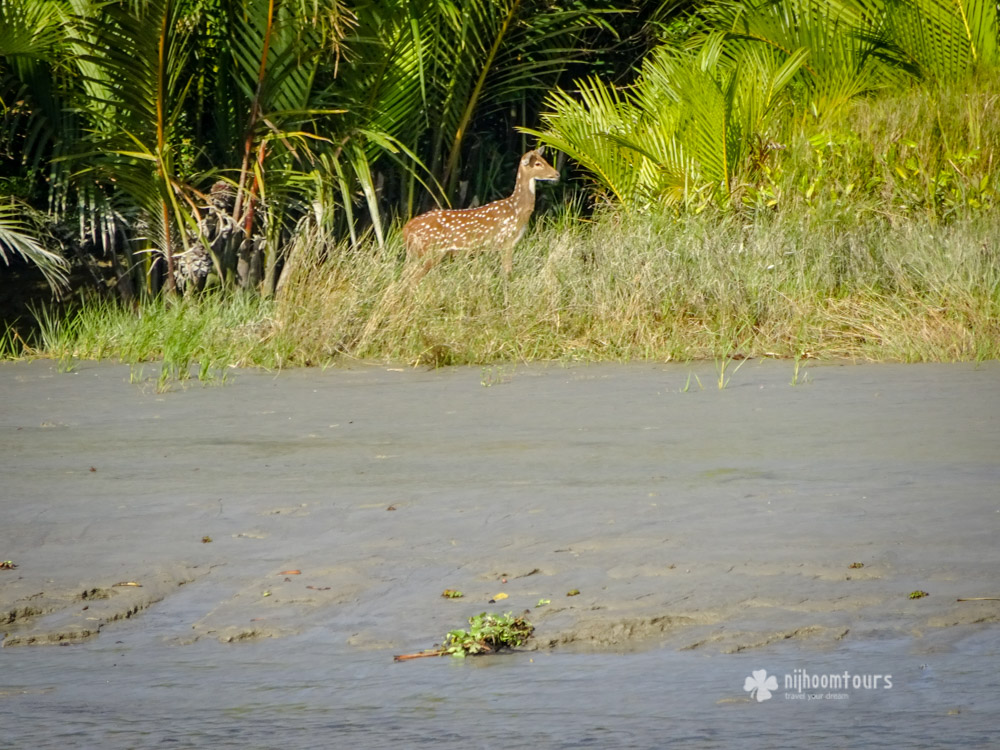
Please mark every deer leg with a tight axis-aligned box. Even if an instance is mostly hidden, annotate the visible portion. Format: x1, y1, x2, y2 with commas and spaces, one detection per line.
501, 244, 515, 276
405, 250, 441, 285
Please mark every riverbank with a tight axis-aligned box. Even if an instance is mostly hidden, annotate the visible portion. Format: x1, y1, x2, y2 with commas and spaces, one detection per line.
2, 359, 998, 653
5, 205, 999, 375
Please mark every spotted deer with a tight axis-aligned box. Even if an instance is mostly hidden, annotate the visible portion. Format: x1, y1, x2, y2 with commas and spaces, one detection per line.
402, 149, 559, 280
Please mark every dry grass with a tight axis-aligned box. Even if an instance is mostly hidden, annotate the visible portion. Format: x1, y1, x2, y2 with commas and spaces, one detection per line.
270, 207, 1000, 367
19, 207, 998, 373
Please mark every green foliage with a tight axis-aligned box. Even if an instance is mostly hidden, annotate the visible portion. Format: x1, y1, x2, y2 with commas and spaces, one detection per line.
529, 0, 1000, 212
337, 0, 618, 212
0, 198, 68, 289
0, 320, 23, 358
750, 72, 1000, 222
881, 0, 999, 82
2, 0, 623, 300
443, 612, 534, 658
70, 0, 197, 294
30, 290, 290, 384
705, 0, 902, 116
527, 21, 809, 208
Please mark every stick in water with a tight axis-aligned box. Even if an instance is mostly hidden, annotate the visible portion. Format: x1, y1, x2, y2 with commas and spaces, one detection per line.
393, 650, 445, 662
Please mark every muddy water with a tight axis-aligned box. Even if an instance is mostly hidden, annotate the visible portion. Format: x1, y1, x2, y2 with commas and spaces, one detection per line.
1, 618, 997, 747
2, 359, 999, 746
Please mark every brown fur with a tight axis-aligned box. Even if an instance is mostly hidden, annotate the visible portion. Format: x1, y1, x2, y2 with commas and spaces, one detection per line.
402, 150, 559, 280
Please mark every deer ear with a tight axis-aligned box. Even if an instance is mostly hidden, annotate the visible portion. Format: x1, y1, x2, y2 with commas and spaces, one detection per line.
521, 152, 533, 166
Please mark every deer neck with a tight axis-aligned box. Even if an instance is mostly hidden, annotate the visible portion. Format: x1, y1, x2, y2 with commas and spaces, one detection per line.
508, 165, 537, 219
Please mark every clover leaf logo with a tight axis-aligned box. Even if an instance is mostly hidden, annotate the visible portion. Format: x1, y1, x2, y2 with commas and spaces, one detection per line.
744, 669, 778, 702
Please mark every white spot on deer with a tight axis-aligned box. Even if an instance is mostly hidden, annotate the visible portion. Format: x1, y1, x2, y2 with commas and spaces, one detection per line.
402, 149, 559, 280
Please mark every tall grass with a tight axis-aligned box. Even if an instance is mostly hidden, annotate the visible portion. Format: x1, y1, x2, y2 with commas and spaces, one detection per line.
27, 292, 295, 385
760, 72, 1000, 225
12, 204, 998, 372
272, 206, 999, 366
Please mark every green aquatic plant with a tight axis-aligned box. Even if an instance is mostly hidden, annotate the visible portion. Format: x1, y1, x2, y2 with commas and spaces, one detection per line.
443, 612, 534, 658
680, 371, 704, 393
790, 355, 810, 386
716, 354, 747, 390
394, 611, 534, 661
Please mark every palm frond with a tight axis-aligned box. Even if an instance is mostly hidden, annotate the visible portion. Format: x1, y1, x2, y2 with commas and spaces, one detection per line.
703, 0, 900, 119
0, 0, 65, 61
884, 0, 999, 82
67, 0, 197, 293
0, 198, 68, 290
525, 75, 646, 205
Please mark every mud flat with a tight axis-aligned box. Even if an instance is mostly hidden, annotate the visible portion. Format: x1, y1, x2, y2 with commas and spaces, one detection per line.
2, 359, 998, 654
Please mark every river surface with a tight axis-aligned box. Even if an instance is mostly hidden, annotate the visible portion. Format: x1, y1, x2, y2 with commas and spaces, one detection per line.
2, 359, 998, 747
2, 618, 997, 748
